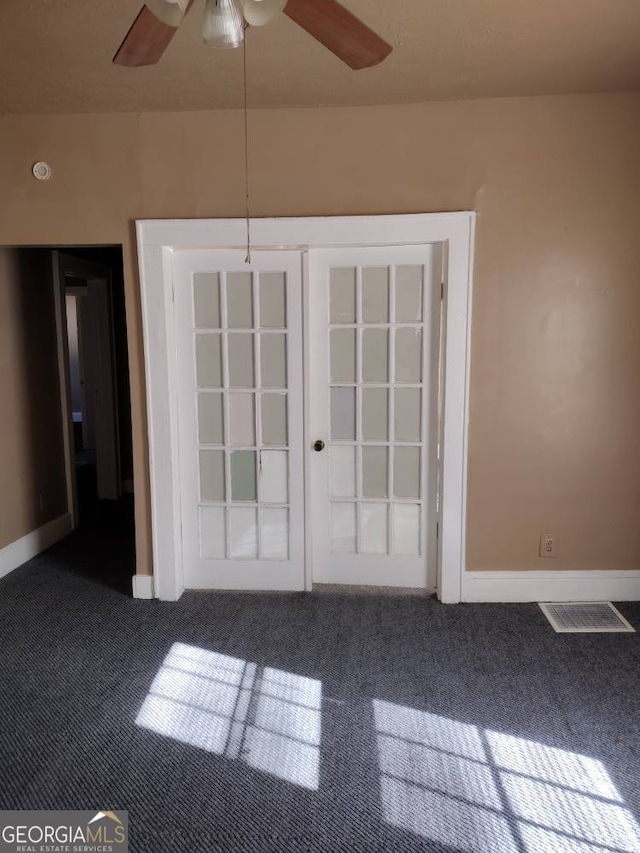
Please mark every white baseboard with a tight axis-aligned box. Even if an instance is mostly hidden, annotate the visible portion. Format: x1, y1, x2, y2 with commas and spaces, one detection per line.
0, 513, 73, 581
132, 574, 155, 599
463, 570, 640, 603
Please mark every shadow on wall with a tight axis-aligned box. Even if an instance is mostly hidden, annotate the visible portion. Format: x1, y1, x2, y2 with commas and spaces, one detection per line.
0, 248, 67, 548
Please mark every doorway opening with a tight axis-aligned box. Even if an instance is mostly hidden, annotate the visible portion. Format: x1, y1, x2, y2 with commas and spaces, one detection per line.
52, 247, 135, 593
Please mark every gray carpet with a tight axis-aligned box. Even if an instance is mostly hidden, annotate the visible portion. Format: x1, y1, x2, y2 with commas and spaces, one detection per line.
0, 537, 639, 853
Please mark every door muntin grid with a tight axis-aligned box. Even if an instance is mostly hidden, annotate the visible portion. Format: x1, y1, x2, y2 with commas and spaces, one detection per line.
328, 264, 428, 556
193, 270, 291, 561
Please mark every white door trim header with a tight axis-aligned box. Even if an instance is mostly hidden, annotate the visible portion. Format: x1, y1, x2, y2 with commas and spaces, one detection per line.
136, 214, 475, 602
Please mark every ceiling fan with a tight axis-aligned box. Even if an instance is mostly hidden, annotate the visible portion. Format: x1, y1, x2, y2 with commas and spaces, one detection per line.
113, 0, 392, 71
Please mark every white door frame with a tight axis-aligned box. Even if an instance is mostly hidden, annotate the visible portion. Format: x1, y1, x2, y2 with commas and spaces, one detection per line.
137, 214, 475, 602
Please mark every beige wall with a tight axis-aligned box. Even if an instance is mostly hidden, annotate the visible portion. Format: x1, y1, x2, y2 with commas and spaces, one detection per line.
0, 249, 67, 548
0, 92, 639, 572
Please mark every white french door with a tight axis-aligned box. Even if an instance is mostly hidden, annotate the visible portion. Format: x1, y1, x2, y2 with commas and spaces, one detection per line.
172, 250, 305, 590
308, 245, 442, 588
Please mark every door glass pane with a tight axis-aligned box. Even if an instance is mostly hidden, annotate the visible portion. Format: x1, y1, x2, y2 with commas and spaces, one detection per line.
197, 392, 224, 445
396, 265, 423, 322
200, 506, 225, 558
261, 394, 287, 446
231, 450, 257, 501
259, 272, 286, 328
261, 450, 288, 503
331, 503, 356, 553
362, 267, 389, 323
196, 334, 222, 388
226, 272, 253, 328
393, 504, 421, 555
330, 268, 356, 324
394, 388, 422, 442
262, 508, 289, 559
228, 334, 254, 387
395, 328, 422, 383
194, 273, 220, 328
260, 334, 287, 388
362, 329, 388, 382
331, 329, 356, 382
362, 388, 388, 441
394, 446, 421, 498
362, 446, 388, 498
230, 507, 258, 558
229, 393, 255, 446
361, 503, 387, 554
331, 387, 356, 440
331, 445, 356, 497
200, 449, 225, 501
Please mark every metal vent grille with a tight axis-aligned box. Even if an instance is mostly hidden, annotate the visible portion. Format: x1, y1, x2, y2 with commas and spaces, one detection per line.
539, 602, 635, 633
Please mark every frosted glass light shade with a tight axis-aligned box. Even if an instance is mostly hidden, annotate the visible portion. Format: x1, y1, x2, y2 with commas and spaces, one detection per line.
146, 0, 188, 27
243, 0, 287, 26
203, 0, 245, 48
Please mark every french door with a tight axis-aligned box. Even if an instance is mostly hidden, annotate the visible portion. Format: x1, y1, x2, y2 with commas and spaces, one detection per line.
172, 244, 441, 591
172, 250, 305, 590
308, 245, 441, 589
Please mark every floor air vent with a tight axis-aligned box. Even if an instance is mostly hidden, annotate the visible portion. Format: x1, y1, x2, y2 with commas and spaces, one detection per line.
539, 602, 635, 633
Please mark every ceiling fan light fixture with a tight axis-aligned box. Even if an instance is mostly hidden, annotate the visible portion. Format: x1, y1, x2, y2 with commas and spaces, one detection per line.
203, 0, 245, 48
242, 0, 287, 27
145, 0, 188, 28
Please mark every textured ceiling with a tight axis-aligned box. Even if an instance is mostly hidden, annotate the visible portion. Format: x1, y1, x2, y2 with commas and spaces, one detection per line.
1, 0, 640, 113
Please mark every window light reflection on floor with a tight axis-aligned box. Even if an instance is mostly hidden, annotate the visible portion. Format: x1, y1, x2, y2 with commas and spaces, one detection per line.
373, 700, 640, 853
136, 643, 322, 790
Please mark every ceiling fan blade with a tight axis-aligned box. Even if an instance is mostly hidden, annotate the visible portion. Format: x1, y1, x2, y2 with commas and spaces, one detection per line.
284, 0, 392, 70
113, 0, 195, 67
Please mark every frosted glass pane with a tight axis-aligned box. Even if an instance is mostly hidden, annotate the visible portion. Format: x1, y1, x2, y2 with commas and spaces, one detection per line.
195, 334, 222, 388
200, 506, 225, 558
261, 450, 288, 503
362, 267, 389, 323
362, 388, 388, 441
361, 503, 387, 554
229, 393, 255, 446
230, 507, 258, 559
330, 268, 356, 323
395, 388, 422, 442
362, 446, 388, 498
199, 449, 225, 501
262, 508, 289, 560
331, 503, 356, 553
261, 394, 287, 446
226, 272, 253, 328
331, 387, 356, 440
197, 393, 224, 445
331, 445, 356, 497
260, 334, 287, 388
194, 273, 220, 328
259, 273, 286, 328
393, 504, 421, 555
331, 329, 356, 382
394, 446, 421, 498
231, 450, 256, 501
228, 334, 254, 388
395, 328, 422, 382
363, 329, 388, 382
396, 265, 423, 322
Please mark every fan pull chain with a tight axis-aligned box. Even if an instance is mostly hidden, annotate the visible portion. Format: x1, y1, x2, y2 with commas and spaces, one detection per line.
242, 25, 251, 265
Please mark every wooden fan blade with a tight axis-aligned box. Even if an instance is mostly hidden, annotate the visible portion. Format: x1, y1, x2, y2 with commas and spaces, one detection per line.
113, 0, 195, 67
284, 0, 392, 70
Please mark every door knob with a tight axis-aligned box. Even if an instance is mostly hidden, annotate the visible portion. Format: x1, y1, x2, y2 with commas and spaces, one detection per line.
314, 440, 325, 452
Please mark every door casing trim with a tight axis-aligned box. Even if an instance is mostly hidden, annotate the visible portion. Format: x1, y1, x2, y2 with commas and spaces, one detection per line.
136, 214, 475, 602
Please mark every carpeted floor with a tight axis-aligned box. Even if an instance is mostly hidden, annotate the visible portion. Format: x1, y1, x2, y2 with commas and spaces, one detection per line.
0, 514, 639, 852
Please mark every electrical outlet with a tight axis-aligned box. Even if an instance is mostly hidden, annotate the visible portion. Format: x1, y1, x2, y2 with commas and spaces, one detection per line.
540, 533, 557, 558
